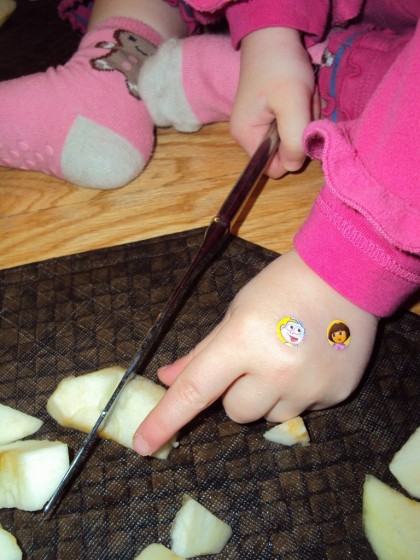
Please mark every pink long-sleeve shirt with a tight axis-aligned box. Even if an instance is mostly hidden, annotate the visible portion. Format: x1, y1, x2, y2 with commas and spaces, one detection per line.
185, 0, 420, 317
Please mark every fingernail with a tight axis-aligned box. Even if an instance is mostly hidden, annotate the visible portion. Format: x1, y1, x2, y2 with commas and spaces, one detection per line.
132, 434, 152, 456
285, 159, 303, 172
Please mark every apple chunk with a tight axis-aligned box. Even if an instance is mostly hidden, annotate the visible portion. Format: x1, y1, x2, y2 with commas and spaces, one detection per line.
0, 439, 69, 511
263, 416, 310, 446
389, 426, 420, 499
363, 474, 420, 560
171, 494, 232, 558
0, 523, 22, 560
135, 543, 185, 560
47, 366, 177, 459
0, 403, 43, 445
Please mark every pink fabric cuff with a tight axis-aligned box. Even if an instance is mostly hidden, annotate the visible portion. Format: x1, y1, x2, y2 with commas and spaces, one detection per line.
294, 187, 420, 317
225, 0, 329, 48
91, 17, 164, 46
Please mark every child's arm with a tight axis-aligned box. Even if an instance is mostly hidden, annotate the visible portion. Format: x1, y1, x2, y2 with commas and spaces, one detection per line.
230, 26, 318, 178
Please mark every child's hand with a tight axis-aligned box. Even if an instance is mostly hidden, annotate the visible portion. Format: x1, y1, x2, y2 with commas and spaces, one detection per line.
230, 27, 318, 178
133, 250, 378, 456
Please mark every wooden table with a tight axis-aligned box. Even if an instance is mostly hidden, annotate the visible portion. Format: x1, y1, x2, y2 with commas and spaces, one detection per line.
1, 123, 418, 313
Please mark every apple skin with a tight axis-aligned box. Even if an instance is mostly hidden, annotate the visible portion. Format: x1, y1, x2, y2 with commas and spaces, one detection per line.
0, 403, 43, 445
47, 366, 178, 459
0, 439, 69, 511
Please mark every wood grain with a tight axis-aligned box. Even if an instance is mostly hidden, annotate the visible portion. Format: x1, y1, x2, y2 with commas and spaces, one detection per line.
1, 122, 418, 314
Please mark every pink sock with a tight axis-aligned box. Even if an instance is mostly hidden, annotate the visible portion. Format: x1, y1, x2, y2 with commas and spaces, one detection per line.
0, 17, 162, 189
139, 34, 240, 132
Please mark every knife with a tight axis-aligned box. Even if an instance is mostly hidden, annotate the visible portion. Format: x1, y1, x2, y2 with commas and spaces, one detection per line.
44, 122, 280, 515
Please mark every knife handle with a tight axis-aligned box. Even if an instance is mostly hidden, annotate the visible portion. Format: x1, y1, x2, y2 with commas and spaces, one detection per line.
217, 121, 280, 227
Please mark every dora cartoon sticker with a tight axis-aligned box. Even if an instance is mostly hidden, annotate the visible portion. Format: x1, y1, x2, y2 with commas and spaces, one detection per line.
327, 320, 351, 349
277, 317, 306, 347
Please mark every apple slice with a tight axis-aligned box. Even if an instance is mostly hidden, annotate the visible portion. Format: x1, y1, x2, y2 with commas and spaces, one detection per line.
135, 543, 185, 560
0, 439, 69, 511
263, 416, 310, 446
171, 494, 232, 558
389, 426, 420, 499
0, 403, 43, 445
363, 474, 420, 560
0, 523, 22, 560
47, 366, 177, 459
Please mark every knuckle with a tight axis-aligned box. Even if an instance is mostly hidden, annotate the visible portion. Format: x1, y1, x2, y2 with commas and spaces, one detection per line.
225, 405, 251, 425
174, 378, 208, 412
232, 310, 263, 340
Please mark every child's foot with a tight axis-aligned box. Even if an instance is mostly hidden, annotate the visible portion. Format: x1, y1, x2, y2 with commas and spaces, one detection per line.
139, 34, 240, 132
0, 17, 162, 189
133, 249, 379, 455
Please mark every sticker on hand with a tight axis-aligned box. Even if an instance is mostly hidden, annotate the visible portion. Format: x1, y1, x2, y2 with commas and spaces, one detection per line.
327, 320, 351, 350
277, 317, 306, 347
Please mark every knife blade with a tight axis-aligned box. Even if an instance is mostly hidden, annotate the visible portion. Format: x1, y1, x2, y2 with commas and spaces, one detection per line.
43, 122, 280, 515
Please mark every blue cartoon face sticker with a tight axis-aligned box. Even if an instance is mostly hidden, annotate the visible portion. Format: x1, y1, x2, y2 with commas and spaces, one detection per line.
277, 317, 306, 347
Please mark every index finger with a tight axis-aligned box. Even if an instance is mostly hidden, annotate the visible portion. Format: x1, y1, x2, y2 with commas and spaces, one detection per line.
132, 343, 242, 456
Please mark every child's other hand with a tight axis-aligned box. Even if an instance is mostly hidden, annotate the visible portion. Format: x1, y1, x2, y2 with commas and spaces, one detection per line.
230, 27, 318, 178
133, 250, 378, 456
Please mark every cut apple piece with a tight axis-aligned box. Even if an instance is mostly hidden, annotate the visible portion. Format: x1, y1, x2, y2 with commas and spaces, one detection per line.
171, 494, 232, 558
263, 416, 310, 446
0, 439, 69, 511
135, 543, 185, 560
0, 403, 43, 445
47, 366, 177, 459
389, 426, 420, 499
363, 474, 420, 560
0, 523, 22, 560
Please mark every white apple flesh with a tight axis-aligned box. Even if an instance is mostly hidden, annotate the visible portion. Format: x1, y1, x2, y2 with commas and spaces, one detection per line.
363, 474, 420, 560
47, 366, 178, 459
0, 439, 69, 511
389, 426, 420, 499
135, 543, 185, 560
171, 494, 232, 558
0, 403, 43, 445
0, 523, 22, 560
263, 416, 310, 446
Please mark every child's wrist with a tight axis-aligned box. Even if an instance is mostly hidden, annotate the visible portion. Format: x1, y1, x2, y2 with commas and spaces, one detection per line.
242, 26, 302, 54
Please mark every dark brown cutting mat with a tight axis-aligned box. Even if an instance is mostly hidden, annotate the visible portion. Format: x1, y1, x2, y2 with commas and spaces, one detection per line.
1, 228, 419, 559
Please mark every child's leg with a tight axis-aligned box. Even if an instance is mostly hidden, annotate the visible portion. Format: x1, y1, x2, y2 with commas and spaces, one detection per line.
0, 0, 187, 189
139, 34, 240, 132
87, 0, 186, 37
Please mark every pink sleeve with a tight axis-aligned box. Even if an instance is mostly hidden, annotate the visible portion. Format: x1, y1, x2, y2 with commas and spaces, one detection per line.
186, 0, 366, 47
225, 0, 330, 48
295, 22, 420, 317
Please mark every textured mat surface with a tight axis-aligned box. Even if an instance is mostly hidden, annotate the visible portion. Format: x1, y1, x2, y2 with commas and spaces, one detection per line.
1, 228, 419, 559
